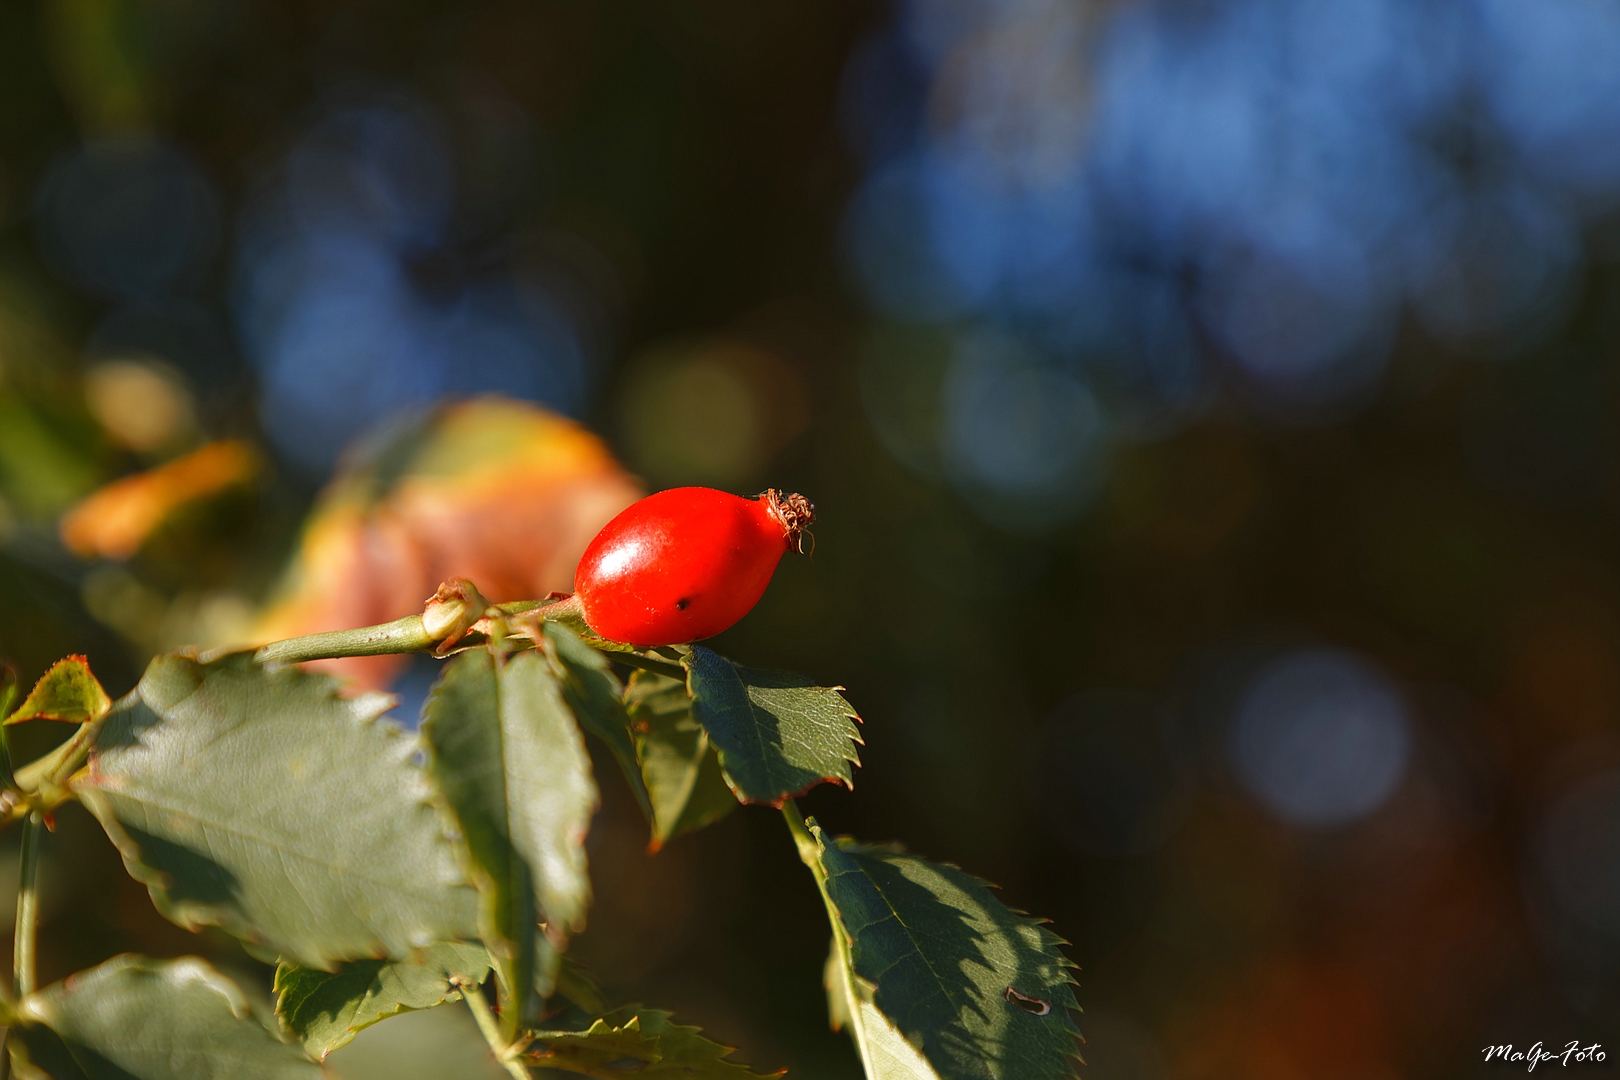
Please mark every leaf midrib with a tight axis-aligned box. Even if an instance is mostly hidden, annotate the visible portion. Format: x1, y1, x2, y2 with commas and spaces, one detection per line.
723, 662, 776, 794
835, 863, 965, 1022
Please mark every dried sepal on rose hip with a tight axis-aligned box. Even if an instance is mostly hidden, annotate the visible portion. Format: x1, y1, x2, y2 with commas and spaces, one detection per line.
573, 487, 814, 647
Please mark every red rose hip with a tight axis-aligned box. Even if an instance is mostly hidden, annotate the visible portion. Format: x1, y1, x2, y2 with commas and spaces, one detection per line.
573, 487, 814, 646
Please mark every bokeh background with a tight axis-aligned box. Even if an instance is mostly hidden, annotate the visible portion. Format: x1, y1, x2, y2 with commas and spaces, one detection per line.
1, 0, 1619, 1076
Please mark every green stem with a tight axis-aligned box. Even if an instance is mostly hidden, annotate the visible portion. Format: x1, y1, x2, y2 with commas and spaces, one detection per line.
781, 798, 816, 861
251, 615, 433, 666
14, 812, 43, 998
782, 801, 881, 1076
249, 599, 558, 667
461, 984, 531, 1080
782, 801, 842, 933
246, 595, 689, 678
14, 721, 98, 799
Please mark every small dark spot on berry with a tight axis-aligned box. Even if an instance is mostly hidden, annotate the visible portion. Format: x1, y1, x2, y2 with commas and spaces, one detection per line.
675, 597, 690, 610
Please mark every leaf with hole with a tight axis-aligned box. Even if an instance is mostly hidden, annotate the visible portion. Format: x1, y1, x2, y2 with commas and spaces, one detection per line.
12, 954, 321, 1080
421, 647, 596, 1029
802, 821, 1081, 1080
626, 670, 737, 849
274, 942, 493, 1059
681, 646, 861, 805
73, 653, 478, 970
525, 1006, 778, 1079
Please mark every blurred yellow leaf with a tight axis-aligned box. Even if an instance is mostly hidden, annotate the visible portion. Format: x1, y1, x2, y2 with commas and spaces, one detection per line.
84, 359, 198, 453
59, 440, 258, 560
254, 397, 643, 689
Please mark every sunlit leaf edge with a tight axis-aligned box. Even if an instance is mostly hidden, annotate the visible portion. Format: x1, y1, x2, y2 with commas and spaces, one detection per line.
525, 1005, 783, 1079
543, 622, 655, 824
625, 669, 739, 852
15, 954, 321, 1080
682, 647, 863, 807
6, 655, 110, 725
74, 653, 479, 971
808, 822, 1083, 1080
273, 941, 493, 1059
419, 645, 595, 1028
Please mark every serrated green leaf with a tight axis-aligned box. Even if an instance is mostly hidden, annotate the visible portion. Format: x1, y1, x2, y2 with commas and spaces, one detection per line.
6, 655, 110, 725
543, 622, 654, 822
526, 1006, 778, 1079
275, 942, 492, 1059
73, 654, 478, 970
824, 936, 942, 1080
421, 647, 596, 1029
802, 821, 1081, 1080
12, 955, 321, 1080
626, 671, 737, 850
421, 652, 536, 1022
681, 647, 861, 806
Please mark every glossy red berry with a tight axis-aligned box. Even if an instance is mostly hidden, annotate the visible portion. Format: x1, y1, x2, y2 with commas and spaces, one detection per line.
573, 487, 814, 646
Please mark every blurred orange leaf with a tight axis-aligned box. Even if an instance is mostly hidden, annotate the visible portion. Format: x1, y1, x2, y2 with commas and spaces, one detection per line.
254, 397, 643, 689
59, 440, 259, 561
